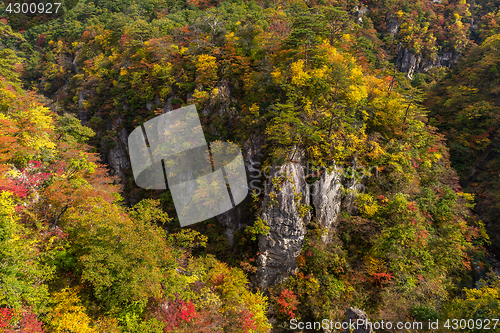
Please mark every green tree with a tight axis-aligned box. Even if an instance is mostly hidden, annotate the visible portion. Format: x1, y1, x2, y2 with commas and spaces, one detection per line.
0, 191, 51, 311
63, 198, 174, 313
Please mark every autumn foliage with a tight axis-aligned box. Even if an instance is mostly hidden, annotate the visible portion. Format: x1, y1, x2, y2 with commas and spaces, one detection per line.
1, 0, 500, 330
276, 289, 299, 320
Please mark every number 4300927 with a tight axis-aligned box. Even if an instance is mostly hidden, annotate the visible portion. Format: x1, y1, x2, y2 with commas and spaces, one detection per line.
5, 2, 61, 14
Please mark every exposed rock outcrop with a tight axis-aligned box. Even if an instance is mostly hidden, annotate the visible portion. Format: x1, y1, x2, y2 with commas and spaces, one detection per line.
163, 96, 174, 113
78, 90, 88, 124
257, 162, 310, 289
99, 97, 178, 190
397, 48, 422, 79
105, 117, 130, 185
311, 169, 342, 242
257, 158, 374, 287
397, 46, 459, 78
387, 17, 399, 35
310, 162, 367, 242
356, 5, 369, 23
341, 171, 364, 215
217, 136, 265, 245
146, 96, 162, 112
343, 307, 374, 333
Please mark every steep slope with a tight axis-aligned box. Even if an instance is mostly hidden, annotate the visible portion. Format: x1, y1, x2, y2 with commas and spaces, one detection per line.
427, 30, 500, 252
0, 21, 271, 333
1, 0, 499, 330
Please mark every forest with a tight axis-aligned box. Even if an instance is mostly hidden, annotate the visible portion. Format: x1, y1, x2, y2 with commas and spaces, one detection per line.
0, 0, 500, 331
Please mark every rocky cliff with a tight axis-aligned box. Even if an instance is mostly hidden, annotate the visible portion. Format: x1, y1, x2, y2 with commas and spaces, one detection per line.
105, 117, 130, 185
256, 160, 368, 288
217, 136, 265, 245
256, 162, 310, 289
311, 168, 342, 243
397, 46, 459, 79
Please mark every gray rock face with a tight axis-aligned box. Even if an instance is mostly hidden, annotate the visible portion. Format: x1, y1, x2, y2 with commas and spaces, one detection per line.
397, 46, 459, 78
163, 96, 174, 113
106, 117, 130, 184
311, 169, 342, 242
101, 97, 178, 189
146, 96, 162, 112
256, 159, 371, 287
257, 163, 310, 289
387, 17, 400, 35
217, 137, 265, 245
356, 5, 369, 23
397, 48, 422, 79
343, 308, 373, 333
341, 173, 363, 215
217, 209, 245, 246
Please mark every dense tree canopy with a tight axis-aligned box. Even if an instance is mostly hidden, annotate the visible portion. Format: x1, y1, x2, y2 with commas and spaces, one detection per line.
0, 0, 500, 331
